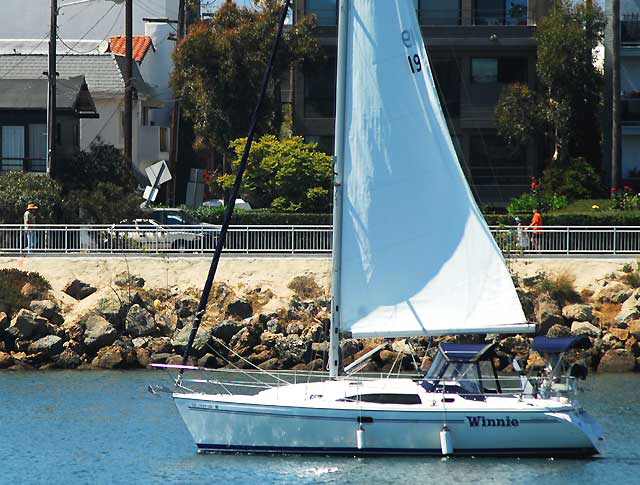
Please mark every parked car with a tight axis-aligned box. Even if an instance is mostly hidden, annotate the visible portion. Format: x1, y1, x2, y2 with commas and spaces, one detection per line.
145, 208, 219, 227
202, 198, 253, 210
107, 219, 203, 251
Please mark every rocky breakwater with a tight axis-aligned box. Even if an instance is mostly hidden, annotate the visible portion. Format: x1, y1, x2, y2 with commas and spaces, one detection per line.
2, 266, 640, 373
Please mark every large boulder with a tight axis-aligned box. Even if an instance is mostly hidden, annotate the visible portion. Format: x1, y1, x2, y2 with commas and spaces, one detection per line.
83, 314, 117, 352
616, 295, 640, 323
171, 325, 213, 358
55, 349, 82, 369
562, 304, 593, 323
227, 299, 253, 320
29, 300, 64, 325
92, 346, 138, 369
594, 282, 633, 304
147, 337, 173, 355
229, 326, 260, 350
155, 310, 180, 336
114, 272, 145, 288
0, 351, 13, 369
598, 349, 636, 372
28, 335, 64, 357
534, 295, 565, 333
546, 324, 572, 338
7, 309, 47, 340
175, 295, 198, 318
212, 320, 243, 343
63, 279, 97, 300
274, 334, 312, 367
125, 304, 157, 338
98, 299, 125, 330
571, 321, 601, 337
628, 320, 640, 338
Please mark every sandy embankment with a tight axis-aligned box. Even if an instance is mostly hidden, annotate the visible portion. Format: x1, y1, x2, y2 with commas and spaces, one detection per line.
0, 255, 635, 320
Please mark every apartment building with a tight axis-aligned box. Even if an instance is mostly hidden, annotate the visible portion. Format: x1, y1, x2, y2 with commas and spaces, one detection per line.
294, 0, 553, 205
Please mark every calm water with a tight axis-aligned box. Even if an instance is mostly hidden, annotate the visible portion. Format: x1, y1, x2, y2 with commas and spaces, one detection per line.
1, 371, 639, 485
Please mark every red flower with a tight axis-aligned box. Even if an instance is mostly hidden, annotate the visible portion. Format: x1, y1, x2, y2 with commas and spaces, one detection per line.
611, 187, 617, 192
624, 185, 633, 191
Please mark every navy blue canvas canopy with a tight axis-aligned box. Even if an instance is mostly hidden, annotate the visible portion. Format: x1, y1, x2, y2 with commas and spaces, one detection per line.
439, 343, 495, 362
532, 336, 591, 354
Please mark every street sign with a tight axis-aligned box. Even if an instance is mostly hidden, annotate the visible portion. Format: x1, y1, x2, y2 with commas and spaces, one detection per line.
145, 160, 172, 186
143, 186, 159, 201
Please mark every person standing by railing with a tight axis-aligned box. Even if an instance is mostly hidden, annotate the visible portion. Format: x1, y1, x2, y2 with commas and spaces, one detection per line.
527, 208, 543, 250
23, 203, 39, 253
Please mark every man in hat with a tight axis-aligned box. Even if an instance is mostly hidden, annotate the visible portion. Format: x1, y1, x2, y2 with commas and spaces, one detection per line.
23, 203, 39, 253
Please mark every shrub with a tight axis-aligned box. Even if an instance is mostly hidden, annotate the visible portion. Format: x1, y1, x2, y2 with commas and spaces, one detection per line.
0, 171, 63, 224
288, 275, 322, 300
540, 157, 604, 200
185, 206, 332, 225
533, 271, 580, 305
620, 259, 640, 288
506, 192, 568, 214
0, 269, 51, 313
60, 182, 143, 224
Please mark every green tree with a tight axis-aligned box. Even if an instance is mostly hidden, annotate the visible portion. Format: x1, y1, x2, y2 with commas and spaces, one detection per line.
219, 135, 333, 212
59, 139, 137, 191
0, 171, 62, 224
496, 1, 606, 166
171, 0, 319, 164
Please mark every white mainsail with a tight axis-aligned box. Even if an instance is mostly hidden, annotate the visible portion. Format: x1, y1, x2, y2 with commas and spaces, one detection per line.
335, 0, 530, 338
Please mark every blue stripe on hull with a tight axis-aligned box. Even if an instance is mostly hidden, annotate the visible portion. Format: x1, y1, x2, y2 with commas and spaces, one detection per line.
196, 443, 599, 457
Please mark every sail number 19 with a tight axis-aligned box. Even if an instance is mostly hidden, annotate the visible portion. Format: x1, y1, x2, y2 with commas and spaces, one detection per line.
407, 54, 422, 74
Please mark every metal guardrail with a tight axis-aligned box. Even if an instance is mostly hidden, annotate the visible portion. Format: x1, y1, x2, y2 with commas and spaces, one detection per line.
1, 224, 640, 255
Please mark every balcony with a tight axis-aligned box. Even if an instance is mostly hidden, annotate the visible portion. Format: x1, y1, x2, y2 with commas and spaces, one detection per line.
622, 14, 640, 45
622, 97, 640, 123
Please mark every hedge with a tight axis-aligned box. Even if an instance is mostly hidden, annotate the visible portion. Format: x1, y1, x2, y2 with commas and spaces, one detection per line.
186, 207, 640, 227
485, 212, 640, 226
185, 206, 332, 225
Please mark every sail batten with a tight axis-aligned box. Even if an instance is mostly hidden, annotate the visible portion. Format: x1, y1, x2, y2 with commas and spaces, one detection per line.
336, 0, 528, 338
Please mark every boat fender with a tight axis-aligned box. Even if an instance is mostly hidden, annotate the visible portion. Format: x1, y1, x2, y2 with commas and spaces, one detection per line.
356, 425, 365, 450
440, 425, 453, 455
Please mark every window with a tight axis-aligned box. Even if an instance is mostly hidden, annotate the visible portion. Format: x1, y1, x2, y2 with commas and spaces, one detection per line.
471, 58, 497, 84
1, 126, 25, 171
471, 57, 528, 84
142, 107, 150, 126
305, 0, 337, 26
28, 124, 47, 172
304, 47, 337, 118
340, 394, 422, 405
416, 0, 461, 25
475, 0, 527, 26
304, 135, 334, 155
432, 58, 461, 116
469, 134, 527, 186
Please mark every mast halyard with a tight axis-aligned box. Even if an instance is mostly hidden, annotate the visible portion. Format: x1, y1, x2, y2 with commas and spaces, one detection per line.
329, 0, 351, 379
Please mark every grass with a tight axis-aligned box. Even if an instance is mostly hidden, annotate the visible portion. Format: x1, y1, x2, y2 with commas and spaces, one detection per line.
533, 270, 580, 305
551, 199, 617, 214
619, 258, 640, 289
0, 269, 51, 313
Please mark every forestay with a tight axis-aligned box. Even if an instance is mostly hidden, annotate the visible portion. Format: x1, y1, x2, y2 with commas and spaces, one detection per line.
335, 0, 530, 338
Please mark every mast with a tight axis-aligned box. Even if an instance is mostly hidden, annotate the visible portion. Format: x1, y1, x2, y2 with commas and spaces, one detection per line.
329, 0, 350, 378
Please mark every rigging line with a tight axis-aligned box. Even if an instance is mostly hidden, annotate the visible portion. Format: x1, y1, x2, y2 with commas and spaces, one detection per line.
178, 0, 293, 382
86, 97, 125, 146
57, 2, 122, 62
204, 336, 289, 386
448, 40, 507, 206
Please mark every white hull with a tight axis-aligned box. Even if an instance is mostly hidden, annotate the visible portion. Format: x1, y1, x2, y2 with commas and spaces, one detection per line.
173, 379, 603, 456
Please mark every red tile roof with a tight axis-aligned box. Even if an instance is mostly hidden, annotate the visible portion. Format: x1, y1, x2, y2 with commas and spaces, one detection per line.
109, 35, 154, 63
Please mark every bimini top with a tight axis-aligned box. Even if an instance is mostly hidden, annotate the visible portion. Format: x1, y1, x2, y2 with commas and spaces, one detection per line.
532, 336, 591, 354
439, 342, 496, 362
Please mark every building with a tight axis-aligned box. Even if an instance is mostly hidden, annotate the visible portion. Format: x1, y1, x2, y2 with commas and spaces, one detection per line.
603, 1, 640, 186
0, 76, 97, 172
0, 45, 168, 182
294, 0, 553, 206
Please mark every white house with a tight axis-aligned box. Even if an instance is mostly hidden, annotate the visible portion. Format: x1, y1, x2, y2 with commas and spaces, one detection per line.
0, 41, 169, 182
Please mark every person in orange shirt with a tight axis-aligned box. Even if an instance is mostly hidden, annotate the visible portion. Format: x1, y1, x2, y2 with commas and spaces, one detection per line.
528, 208, 543, 249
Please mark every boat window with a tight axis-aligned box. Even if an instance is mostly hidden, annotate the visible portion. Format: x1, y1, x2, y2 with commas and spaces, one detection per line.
424, 352, 447, 379
339, 394, 422, 405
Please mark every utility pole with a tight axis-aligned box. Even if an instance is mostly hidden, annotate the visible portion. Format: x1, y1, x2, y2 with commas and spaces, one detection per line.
612, 0, 621, 191
167, 0, 185, 206
47, 0, 58, 178
124, 0, 133, 165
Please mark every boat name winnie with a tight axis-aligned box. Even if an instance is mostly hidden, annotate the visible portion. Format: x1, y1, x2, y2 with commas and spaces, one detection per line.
466, 416, 520, 428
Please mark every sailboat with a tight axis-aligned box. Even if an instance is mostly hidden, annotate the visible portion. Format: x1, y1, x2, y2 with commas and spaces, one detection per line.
164, 0, 604, 456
